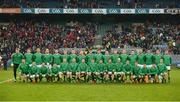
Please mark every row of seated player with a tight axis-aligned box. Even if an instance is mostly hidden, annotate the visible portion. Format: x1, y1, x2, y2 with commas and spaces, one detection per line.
12, 48, 171, 83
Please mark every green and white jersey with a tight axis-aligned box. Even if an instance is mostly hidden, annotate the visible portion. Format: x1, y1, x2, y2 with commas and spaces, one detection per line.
140, 68, 149, 75
132, 65, 141, 76
106, 63, 116, 72
163, 55, 172, 66
120, 54, 128, 64
137, 54, 145, 65
52, 54, 61, 65
95, 54, 103, 63
43, 54, 53, 64
115, 62, 124, 72
68, 62, 78, 72
149, 67, 158, 75
40, 66, 49, 75
60, 62, 68, 72
68, 54, 77, 63
128, 54, 138, 66
145, 53, 153, 65
77, 55, 86, 63
24, 53, 33, 64
88, 63, 98, 72
29, 65, 39, 75
153, 54, 161, 64
103, 54, 112, 64
61, 54, 69, 63
157, 63, 167, 74
18, 63, 29, 74
123, 64, 133, 73
86, 53, 95, 64
77, 63, 88, 72
97, 63, 106, 72
33, 53, 43, 65
112, 54, 120, 63
51, 66, 59, 75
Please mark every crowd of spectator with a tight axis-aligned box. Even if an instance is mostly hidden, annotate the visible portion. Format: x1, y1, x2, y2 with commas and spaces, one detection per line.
0, 0, 180, 8
0, 21, 96, 56
102, 22, 180, 54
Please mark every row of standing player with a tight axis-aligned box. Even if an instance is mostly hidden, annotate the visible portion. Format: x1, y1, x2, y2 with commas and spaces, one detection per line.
12, 48, 172, 83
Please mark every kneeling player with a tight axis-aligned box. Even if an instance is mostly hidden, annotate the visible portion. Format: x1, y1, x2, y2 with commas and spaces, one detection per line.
149, 64, 158, 83
39, 63, 49, 82
89, 59, 97, 83
115, 58, 125, 83
140, 64, 149, 83
96, 59, 105, 83
157, 58, 167, 83
18, 59, 29, 82
59, 58, 68, 82
132, 62, 141, 83
50, 64, 60, 82
106, 59, 116, 82
29, 62, 39, 83
123, 60, 133, 83
78, 59, 88, 82
68, 58, 78, 83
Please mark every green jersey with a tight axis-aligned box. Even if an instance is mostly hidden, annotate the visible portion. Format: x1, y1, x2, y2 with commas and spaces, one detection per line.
120, 54, 128, 64
24, 53, 33, 64
95, 54, 103, 63
18, 63, 29, 74
52, 54, 61, 65
69, 54, 77, 63
145, 54, 153, 65
112, 54, 120, 63
106, 63, 116, 72
40, 66, 48, 74
60, 62, 68, 72
51, 66, 59, 75
137, 54, 145, 64
33, 53, 43, 64
153, 54, 161, 64
157, 63, 167, 74
140, 68, 149, 75
97, 63, 106, 72
123, 64, 133, 73
132, 65, 141, 76
86, 53, 95, 64
163, 55, 172, 66
78, 63, 88, 72
116, 63, 124, 72
12, 53, 23, 64
43, 54, 52, 63
128, 54, 138, 66
61, 54, 69, 63
29, 66, 39, 75
77, 55, 86, 63
149, 67, 158, 75
89, 63, 98, 72
68, 63, 78, 72
103, 54, 112, 64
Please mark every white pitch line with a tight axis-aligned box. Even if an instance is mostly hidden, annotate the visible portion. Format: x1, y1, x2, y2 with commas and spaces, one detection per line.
0, 78, 14, 84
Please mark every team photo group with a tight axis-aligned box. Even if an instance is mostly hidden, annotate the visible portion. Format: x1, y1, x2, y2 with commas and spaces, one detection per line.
12, 47, 172, 84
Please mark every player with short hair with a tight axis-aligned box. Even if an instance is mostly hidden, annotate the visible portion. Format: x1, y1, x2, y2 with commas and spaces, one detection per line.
59, 58, 69, 82
132, 62, 141, 83
24, 48, 33, 65
68, 49, 77, 63
123, 60, 133, 83
145, 50, 153, 69
137, 50, 145, 68
39, 63, 49, 82
120, 49, 128, 64
29, 61, 39, 83
77, 50, 86, 63
140, 64, 149, 83
78, 59, 88, 82
96, 59, 105, 83
50, 64, 60, 82
163, 50, 172, 83
149, 64, 158, 83
128, 50, 138, 66
86, 50, 95, 65
68, 58, 78, 83
12, 48, 24, 82
88, 58, 97, 83
112, 49, 120, 63
61, 50, 69, 63
43, 48, 53, 69
157, 58, 167, 83
106, 59, 116, 82
95, 49, 103, 63
115, 58, 125, 82
52, 49, 61, 67
153, 50, 162, 65
18, 58, 29, 82
33, 48, 43, 68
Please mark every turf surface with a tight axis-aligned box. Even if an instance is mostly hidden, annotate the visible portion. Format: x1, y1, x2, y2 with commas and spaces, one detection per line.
0, 68, 180, 101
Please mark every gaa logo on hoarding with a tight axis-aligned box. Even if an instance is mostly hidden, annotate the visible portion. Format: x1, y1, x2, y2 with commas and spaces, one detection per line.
79, 9, 89, 13
23, 8, 33, 13
51, 9, 62, 13
137, 9, 147, 13
108, 9, 118, 13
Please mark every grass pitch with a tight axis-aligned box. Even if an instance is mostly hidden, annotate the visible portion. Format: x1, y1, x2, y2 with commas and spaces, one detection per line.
0, 68, 180, 101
